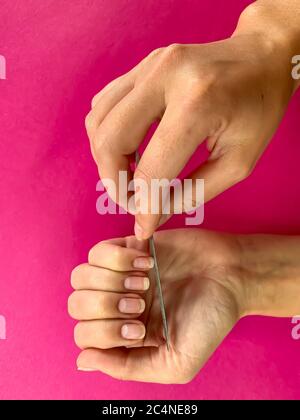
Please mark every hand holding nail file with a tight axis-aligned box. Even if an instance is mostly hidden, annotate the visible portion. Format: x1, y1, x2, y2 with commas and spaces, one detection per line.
135, 151, 170, 350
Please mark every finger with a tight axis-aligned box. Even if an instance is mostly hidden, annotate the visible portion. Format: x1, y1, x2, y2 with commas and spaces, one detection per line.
152, 150, 251, 223
186, 149, 253, 204
91, 75, 132, 109
90, 46, 164, 110
86, 75, 134, 136
71, 263, 150, 292
86, 77, 134, 159
92, 85, 165, 209
68, 290, 146, 320
94, 84, 163, 158
88, 241, 154, 272
102, 236, 149, 252
74, 320, 146, 350
134, 102, 211, 239
77, 347, 174, 383
134, 150, 251, 231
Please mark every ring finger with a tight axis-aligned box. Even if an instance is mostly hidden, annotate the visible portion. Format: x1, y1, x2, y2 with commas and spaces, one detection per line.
68, 290, 146, 320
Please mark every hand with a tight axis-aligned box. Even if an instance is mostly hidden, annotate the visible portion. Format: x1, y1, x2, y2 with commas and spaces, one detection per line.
85, 3, 298, 240
68, 229, 244, 383
68, 229, 300, 383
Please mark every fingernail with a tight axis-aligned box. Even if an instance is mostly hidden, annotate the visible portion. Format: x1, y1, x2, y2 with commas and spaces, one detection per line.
134, 221, 144, 240
121, 324, 146, 340
133, 257, 154, 270
77, 367, 97, 372
118, 298, 145, 314
124, 276, 150, 291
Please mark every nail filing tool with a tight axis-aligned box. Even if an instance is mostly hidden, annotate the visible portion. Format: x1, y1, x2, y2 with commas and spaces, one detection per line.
135, 150, 170, 350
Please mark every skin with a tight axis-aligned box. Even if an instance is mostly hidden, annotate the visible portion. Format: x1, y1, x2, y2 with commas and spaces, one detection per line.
68, 229, 300, 384
71, 1, 300, 383
85, 0, 300, 240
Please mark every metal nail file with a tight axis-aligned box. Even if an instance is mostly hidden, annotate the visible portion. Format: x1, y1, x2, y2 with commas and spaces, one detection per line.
135, 151, 170, 351
149, 236, 170, 350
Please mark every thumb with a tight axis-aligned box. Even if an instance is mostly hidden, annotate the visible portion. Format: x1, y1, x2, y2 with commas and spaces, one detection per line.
134, 152, 251, 239
188, 152, 252, 204
77, 347, 165, 383
134, 213, 161, 241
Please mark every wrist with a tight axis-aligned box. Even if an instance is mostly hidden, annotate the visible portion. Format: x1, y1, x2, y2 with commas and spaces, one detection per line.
236, 234, 300, 318
235, 1, 300, 54
233, 1, 300, 93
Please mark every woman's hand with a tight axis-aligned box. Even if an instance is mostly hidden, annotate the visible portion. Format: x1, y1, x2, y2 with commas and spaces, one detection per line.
68, 229, 245, 384
68, 229, 300, 383
85, 2, 299, 240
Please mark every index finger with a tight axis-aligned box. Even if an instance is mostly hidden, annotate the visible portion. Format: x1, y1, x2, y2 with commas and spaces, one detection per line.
88, 240, 154, 272
93, 83, 164, 210
134, 102, 210, 239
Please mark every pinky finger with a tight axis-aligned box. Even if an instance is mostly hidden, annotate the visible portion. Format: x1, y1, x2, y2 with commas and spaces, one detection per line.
74, 319, 146, 350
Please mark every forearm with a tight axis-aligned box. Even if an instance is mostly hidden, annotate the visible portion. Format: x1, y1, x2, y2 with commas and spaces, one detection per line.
234, 0, 300, 92
238, 234, 300, 318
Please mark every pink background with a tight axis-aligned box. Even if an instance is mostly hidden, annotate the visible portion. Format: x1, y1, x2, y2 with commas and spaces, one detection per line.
0, 0, 300, 400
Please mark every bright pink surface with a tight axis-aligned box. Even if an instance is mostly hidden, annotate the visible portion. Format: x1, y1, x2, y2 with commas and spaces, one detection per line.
0, 0, 300, 400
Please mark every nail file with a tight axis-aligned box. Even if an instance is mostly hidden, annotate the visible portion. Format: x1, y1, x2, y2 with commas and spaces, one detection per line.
135, 151, 170, 351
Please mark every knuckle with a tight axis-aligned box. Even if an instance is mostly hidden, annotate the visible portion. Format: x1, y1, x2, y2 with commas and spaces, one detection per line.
165, 43, 185, 58
111, 246, 123, 265
158, 43, 186, 67
134, 165, 155, 184
88, 241, 112, 265
88, 244, 100, 264
148, 47, 165, 59
68, 291, 82, 318
97, 294, 106, 316
87, 248, 95, 265
91, 94, 99, 108
91, 291, 108, 318
92, 130, 111, 159
74, 323, 85, 349
70, 265, 84, 289
85, 112, 96, 134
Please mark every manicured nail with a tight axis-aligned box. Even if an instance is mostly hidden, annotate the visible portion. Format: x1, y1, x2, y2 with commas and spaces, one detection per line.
118, 298, 145, 314
121, 323, 146, 340
124, 276, 150, 291
133, 256, 154, 270
134, 221, 144, 240
77, 367, 97, 372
